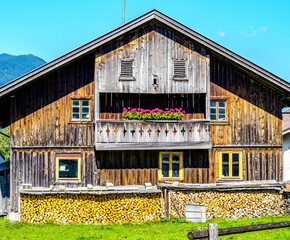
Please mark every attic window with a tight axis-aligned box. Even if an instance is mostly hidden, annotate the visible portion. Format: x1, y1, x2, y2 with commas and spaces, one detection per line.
119, 59, 135, 81
173, 60, 187, 80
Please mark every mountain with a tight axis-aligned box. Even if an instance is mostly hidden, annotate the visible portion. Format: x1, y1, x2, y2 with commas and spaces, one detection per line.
0, 53, 46, 86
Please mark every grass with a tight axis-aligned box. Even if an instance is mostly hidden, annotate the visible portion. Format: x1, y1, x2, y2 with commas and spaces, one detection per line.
0, 215, 290, 240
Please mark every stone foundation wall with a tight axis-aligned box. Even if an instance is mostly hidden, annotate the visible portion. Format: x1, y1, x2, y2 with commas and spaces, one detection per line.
20, 193, 163, 224
170, 190, 285, 220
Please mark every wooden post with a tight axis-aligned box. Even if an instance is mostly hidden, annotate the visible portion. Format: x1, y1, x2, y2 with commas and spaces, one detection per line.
164, 188, 167, 218
168, 190, 171, 219
208, 223, 218, 240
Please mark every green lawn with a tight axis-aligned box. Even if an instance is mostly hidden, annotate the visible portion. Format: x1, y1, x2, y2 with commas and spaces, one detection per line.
0, 215, 290, 240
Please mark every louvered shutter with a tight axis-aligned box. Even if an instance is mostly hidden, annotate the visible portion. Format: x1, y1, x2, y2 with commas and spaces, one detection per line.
120, 60, 134, 79
173, 60, 186, 79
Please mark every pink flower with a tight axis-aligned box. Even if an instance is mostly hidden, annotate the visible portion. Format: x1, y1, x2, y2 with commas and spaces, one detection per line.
183, 110, 186, 114
128, 107, 131, 110
166, 108, 169, 110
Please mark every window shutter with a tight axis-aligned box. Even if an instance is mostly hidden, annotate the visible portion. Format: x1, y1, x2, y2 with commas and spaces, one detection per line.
173, 60, 186, 79
120, 60, 133, 79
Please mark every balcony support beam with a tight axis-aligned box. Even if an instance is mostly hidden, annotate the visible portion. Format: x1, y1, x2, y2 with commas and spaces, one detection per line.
95, 141, 211, 151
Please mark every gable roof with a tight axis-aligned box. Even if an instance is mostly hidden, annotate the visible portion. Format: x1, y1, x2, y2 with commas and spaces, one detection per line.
0, 10, 290, 103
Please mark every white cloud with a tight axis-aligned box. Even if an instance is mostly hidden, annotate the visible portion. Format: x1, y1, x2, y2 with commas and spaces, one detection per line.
218, 29, 225, 37
242, 25, 268, 37
259, 26, 268, 32
242, 26, 257, 37
242, 30, 256, 37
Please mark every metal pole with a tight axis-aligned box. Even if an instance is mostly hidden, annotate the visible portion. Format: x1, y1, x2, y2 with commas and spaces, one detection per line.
122, 0, 125, 24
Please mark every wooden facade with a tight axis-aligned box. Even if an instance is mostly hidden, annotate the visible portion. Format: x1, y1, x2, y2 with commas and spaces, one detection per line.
0, 10, 289, 214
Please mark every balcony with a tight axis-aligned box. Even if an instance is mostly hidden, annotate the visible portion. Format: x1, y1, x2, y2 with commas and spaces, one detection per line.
95, 119, 211, 150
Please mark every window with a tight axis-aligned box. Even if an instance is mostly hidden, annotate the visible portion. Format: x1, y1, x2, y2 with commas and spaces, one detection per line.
173, 60, 187, 80
56, 155, 81, 181
219, 151, 243, 180
119, 59, 135, 80
159, 152, 183, 180
72, 99, 90, 120
210, 100, 226, 121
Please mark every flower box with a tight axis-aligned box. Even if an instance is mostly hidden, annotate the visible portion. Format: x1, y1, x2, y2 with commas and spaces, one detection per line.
122, 107, 186, 120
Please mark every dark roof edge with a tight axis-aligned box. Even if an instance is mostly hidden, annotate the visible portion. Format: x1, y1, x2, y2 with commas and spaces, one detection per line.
0, 9, 289, 98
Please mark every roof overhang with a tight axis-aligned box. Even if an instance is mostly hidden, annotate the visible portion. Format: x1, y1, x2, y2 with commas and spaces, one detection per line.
0, 9, 289, 105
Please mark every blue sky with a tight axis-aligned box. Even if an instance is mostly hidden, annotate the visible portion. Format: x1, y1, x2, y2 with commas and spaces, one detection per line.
1, 0, 290, 81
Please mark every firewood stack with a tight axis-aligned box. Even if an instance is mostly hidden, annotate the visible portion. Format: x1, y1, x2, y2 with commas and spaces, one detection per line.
21, 193, 163, 224
170, 190, 285, 220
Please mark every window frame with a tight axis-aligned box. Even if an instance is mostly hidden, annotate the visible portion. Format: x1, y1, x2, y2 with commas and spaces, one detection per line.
159, 152, 183, 180
56, 156, 81, 182
210, 100, 227, 121
218, 151, 243, 180
70, 97, 92, 122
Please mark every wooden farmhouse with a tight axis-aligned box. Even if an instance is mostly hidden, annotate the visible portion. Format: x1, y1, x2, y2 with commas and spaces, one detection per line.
0, 10, 290, 223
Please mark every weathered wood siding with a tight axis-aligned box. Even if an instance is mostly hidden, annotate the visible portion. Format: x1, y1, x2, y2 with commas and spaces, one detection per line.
9, 53, 95, 212
10, 149, 96, 211
95, 23, 209, 94
210, 56, 282, 147
210, 56, 283, 181
211, 148, 282, 182
96, 150, 210, 186
10, 53, 95, 148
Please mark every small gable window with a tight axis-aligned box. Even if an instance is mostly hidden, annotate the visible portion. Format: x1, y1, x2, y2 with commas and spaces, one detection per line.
210, 100, 226, 121
72, 99, 90, 121
119, 59, 135, 80
173, 60, 187, 80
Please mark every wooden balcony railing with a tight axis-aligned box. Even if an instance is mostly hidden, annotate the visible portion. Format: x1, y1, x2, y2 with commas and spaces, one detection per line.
95, 119, 211, 150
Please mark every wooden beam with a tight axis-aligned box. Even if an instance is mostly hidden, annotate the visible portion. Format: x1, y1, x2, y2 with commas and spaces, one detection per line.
95, 142, 211, 151
187, 221, 290, 239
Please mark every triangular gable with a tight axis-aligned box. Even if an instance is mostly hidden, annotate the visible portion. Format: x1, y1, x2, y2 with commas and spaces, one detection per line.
0, 9, 289, 98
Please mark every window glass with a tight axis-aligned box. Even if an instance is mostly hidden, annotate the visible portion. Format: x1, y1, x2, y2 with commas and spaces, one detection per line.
172, 154, 180, 178
82, 100, 89, 107
232, 153, 240, 177
162, 154, 170, 178
222, 153, 229, 177
210, 101, 216, 107
218, 101, 225, 108
58, 159, 79, 179
72, 100, 80, 106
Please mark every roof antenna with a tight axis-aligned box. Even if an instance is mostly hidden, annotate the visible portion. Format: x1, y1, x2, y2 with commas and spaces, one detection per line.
122, 0, 125, 24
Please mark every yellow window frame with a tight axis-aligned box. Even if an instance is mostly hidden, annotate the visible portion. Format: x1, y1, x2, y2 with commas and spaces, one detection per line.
218, 151, 243, 180
159, 152, 183, 180
56, 156, 81, 182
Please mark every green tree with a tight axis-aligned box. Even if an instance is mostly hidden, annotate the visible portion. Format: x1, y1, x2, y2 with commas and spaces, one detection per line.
0, 127, 10, 161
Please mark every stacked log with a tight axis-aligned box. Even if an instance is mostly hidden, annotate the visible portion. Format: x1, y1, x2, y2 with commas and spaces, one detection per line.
170, 190, 284, 220
21, 193, 163, 224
